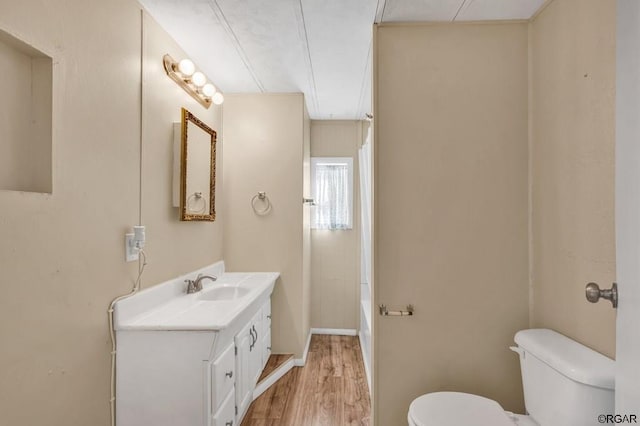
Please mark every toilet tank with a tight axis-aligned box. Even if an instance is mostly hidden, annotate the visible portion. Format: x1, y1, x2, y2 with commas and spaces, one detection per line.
513, 329, 614, 426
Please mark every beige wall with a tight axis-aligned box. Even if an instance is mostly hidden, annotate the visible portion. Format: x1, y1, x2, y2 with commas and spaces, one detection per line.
529, 0, 616, 357
141, 14, 223, 286
222, 93, 310, 358
0, 2, 223, 425
373, 22, 530, 425
310, 120, 361, 330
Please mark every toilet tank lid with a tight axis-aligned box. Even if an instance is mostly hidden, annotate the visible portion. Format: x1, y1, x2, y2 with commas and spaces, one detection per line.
514, 329, 614, 390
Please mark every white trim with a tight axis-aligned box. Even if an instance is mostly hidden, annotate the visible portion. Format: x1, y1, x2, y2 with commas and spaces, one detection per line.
311, 328, 357, 336
374, 0, 387, 23
359, 331, 372, 393
252, 357, 295, 400
294, 331, 313, 366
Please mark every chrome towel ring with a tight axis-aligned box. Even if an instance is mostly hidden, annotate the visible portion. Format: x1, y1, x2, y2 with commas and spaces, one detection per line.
251, 191, 272, 215
186, 191, 207, 214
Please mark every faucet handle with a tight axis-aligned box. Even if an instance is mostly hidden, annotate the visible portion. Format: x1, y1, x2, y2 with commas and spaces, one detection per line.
185, 279, 197, 294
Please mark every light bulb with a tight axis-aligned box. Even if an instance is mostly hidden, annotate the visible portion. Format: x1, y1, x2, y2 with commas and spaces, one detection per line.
191, 71, 206, 87
177, 59, 195, 76
212, 92, 224, 105
202, 83, 216, 97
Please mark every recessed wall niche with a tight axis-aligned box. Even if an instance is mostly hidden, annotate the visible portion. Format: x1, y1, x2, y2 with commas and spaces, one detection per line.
0, 29, 52, 193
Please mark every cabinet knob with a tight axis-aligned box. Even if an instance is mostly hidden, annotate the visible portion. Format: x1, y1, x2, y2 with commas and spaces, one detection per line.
225, 421, 233, 426
267, 346, 271, 351
225, 370, 233, 379
267, 315, 272, 319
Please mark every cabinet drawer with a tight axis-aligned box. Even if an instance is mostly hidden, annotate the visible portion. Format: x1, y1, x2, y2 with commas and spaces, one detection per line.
211, 387, 235, 426
261, 300, 271, 337
211, 343, 235, 412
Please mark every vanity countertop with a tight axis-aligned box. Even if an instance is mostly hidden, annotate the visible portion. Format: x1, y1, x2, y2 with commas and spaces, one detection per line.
114, 262, 278, 331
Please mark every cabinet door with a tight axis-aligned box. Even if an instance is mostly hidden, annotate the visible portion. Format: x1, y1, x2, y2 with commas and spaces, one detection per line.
234, 321, 253, 421
261, 300, 272, 369
261, 330, 271, 370
211, 388, 235, 426
248, 310, 263, 386
261, 300, 271, 338
211, 343, 235, 412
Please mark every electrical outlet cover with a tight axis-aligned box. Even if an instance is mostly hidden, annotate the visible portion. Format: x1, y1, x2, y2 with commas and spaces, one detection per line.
125, 233, 139, 262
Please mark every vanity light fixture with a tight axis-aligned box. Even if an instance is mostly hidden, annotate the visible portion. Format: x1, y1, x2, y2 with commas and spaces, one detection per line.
163, 54, 224, 109
212, 92, 224, 105
191, 71, 206, 87
202, 83, 216, 97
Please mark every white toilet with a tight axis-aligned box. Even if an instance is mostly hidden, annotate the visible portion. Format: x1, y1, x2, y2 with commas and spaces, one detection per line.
408, 329, 615, 426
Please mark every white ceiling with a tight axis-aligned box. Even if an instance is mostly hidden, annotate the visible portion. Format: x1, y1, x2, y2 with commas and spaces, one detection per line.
140, 0, 546, 119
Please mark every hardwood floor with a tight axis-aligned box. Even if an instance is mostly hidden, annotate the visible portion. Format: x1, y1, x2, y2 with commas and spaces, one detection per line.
241, 335, 371, 426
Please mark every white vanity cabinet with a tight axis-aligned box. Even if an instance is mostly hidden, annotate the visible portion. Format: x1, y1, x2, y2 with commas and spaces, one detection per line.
116, 331, 219, 426
114, 265, 278, 426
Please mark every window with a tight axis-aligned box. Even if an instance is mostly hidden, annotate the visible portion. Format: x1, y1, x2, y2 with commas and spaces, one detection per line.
311, 157, 353, 230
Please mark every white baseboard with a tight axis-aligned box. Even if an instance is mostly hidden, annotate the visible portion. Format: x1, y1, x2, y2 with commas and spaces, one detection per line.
358, 330, 372, 393
310, 328, 357, 336
252, 357, 295, 400
294, 330, 313, 366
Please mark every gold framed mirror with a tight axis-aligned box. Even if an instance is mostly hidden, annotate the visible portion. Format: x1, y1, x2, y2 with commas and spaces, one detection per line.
180, 108, 216, 221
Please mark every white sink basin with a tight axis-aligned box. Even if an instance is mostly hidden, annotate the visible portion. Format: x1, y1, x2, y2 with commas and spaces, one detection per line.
199, 286, 251, 301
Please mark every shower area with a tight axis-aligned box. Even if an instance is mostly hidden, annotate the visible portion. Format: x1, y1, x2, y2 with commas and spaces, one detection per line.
358, 123, 372, 389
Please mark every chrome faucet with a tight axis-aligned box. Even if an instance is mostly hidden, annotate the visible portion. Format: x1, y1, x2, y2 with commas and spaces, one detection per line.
185, 273, 217, 294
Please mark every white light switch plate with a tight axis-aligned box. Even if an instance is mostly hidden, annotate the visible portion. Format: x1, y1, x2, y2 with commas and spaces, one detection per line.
125, 233, 139, 262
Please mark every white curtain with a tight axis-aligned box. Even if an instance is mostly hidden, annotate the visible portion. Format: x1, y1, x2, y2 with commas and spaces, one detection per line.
313, 164, 351, 230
